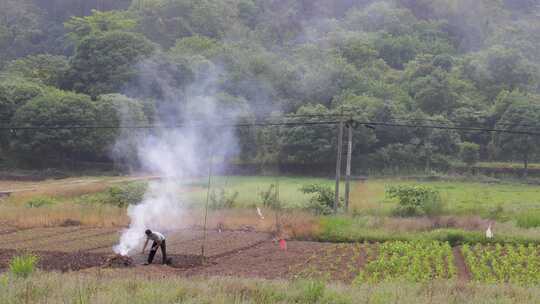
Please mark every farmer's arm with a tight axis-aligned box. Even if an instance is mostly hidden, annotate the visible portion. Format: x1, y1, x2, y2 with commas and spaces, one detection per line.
141, 239, 149, 253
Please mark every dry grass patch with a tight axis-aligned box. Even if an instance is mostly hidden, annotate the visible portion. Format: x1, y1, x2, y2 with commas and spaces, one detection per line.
0, 203, 128, 228
176, 209, 320, 237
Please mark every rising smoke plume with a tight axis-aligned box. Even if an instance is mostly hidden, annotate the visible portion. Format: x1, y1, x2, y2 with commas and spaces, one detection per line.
113, 63, 240, 256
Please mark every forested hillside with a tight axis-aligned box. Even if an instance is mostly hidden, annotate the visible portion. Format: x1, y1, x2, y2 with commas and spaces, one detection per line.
1, 0, 540, 173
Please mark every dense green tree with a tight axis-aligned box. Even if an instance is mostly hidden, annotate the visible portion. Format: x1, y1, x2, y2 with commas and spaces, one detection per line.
288, 45, 359, 107
373, 34, 420, 69
345, 2, 418, 35
3, 55, 69, 87
494, 96, 540, 177
451, 107, 491, 152
279, 105, 338, 164
0, 78, 45, 154
131, 0, 237, 48
409, 69, 460, 114
0, 79, 45, 123
461, 47, 538, 100
66, 31, 154, 97
337, 36, 379, 69
64, 9, 139, 45
1, 0, 540, 170
11, 89, 101, 163
0, 0, 47, 67
169, 35, 222, 58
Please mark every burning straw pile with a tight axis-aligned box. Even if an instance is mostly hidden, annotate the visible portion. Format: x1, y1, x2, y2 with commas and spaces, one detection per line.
105, 254, 134, 268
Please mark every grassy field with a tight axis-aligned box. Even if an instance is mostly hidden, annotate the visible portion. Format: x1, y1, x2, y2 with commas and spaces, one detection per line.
187, 176, 540, 216
1, 272, 539, 304
4, 175, 540, 215
3, 175, 540, 242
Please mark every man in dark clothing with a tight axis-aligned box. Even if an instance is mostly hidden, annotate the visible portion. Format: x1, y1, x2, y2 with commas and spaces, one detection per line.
142, 229, 167, 265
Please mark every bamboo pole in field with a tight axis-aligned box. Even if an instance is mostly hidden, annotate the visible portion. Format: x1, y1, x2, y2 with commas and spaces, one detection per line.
201, 148, 214, 263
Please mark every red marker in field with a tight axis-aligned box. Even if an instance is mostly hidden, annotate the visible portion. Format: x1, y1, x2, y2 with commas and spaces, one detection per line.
279, 239, 287, 250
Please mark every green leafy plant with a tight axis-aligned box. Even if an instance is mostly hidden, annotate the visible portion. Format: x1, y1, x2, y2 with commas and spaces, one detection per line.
25, 197, 57, 208
300, 184, 340, 215
355, 241, 455, 283
209, 188, 238, 209
9, 254, 38, 278
258, 184, 281, 210
463, 243, 540, 285
78, 182, 147, 207
107, 182, 147, 207
386, 185, 444, 216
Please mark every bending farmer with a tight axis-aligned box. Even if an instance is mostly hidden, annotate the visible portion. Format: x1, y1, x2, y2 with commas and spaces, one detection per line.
142, 229, 167, 265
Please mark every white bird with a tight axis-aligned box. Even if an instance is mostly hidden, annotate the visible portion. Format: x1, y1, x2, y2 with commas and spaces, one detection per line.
256, 207, 265, 220
486, 223, 493, 239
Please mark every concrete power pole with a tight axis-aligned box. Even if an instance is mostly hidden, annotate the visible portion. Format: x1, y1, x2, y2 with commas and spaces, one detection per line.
334, 119, 344, 213
344, 122, 353, 211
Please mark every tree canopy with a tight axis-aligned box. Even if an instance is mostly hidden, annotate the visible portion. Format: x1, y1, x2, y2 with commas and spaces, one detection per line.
1, 0, 540, 171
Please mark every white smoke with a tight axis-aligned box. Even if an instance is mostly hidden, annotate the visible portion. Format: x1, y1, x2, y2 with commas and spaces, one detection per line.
113, 64, 239, 256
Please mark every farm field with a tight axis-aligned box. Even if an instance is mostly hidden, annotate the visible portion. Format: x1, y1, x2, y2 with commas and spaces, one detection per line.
3, 175, 540, 303
4, 175, 540, 216
2, 226, 540, 287
185, 176, 540, 214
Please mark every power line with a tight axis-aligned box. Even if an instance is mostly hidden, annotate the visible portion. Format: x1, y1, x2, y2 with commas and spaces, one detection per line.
353, 121, 540, 136
4, 112, 540, 131
3, 118, 540, 137
0, 113, 348, 125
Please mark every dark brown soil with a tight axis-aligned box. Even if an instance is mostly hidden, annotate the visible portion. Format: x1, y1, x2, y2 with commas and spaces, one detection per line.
168, 254, 204, 269
453, 246, 471, 282
0, 228, 473, 283
0, 250, 109, 272
180, 241, 332, 280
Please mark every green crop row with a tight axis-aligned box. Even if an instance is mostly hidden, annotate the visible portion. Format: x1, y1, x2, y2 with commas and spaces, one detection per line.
355, 241, 456, 283
462, 244, 540, 285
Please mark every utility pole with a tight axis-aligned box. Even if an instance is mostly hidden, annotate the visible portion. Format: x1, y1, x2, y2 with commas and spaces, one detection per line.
334, 119, 344, 213
345, 121, 353, 211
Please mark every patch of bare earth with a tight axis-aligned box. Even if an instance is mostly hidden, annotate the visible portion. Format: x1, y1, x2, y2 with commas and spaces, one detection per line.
0, 227, 470, 283
453, 246, 471, 282
0, 249, 109, 272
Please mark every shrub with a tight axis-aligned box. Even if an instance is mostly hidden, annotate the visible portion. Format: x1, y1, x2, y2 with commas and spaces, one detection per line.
209, 188, 238, 209
516, 211, 540, 228
106, 182, 147, 207
259, 184, 281, 210
25, 197, 57, 208
300, 184, 340, 215
78, 182, 147, 207
386, 185, 444, 216
9, 254, 38, 278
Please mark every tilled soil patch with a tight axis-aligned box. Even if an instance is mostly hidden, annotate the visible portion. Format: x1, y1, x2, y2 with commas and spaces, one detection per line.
0, 249, 109, 272
180, 241, 333, 280
168, 254, 205, 269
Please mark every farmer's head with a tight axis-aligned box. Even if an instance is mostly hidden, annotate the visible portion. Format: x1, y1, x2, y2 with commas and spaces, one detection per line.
145, 229, 152, 236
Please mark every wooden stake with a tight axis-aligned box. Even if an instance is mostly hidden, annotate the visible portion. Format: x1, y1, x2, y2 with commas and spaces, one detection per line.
201, 148, 213, 263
